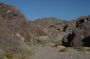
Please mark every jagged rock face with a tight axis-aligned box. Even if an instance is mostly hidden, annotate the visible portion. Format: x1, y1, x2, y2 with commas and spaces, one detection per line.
33, 16, 90, 47
73, 16, 90, 47
62, 16, 90, 47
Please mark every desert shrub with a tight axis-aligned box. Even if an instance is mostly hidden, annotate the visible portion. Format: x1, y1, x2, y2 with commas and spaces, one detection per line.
56, 45, 66, 52
86, 48, 90, 51
47, 43, 56, 47
4, 51, 31, 59
75, 47, 86, 52
4, 53, 23, 59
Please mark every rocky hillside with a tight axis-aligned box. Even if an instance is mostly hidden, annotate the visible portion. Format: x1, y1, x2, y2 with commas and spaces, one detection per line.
33, 16, 90, 47
0, 3, 34, 59
0, 3, 90, 59
0, 3, 44, 59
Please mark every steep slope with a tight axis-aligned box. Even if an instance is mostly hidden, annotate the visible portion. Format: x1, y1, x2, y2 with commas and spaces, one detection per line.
0, 3, 32, 59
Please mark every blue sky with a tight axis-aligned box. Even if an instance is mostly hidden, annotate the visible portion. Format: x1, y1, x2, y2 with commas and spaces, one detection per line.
0, 0, 90, 20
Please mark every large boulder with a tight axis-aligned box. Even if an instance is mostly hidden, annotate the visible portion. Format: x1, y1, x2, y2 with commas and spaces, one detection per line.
62, 16, 90, 47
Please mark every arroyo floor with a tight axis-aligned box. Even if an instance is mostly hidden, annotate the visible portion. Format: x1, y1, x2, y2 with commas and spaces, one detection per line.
31, 46, 90, 59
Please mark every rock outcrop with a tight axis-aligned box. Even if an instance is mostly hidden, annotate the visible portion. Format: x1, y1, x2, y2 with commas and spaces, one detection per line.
62, 16, 90, 47
0, 3, 90, 59
33, 16, 90, 47
0, 3, 49, 58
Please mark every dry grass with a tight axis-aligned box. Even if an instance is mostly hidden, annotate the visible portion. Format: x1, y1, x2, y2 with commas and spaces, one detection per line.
31, 46, 90, 59
3, 51, 31, 59
2, 45, 34, 59
56, 45, 67, 52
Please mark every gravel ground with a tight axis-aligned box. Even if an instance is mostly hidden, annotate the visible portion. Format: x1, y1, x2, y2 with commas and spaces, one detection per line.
31, 46, 90, 59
